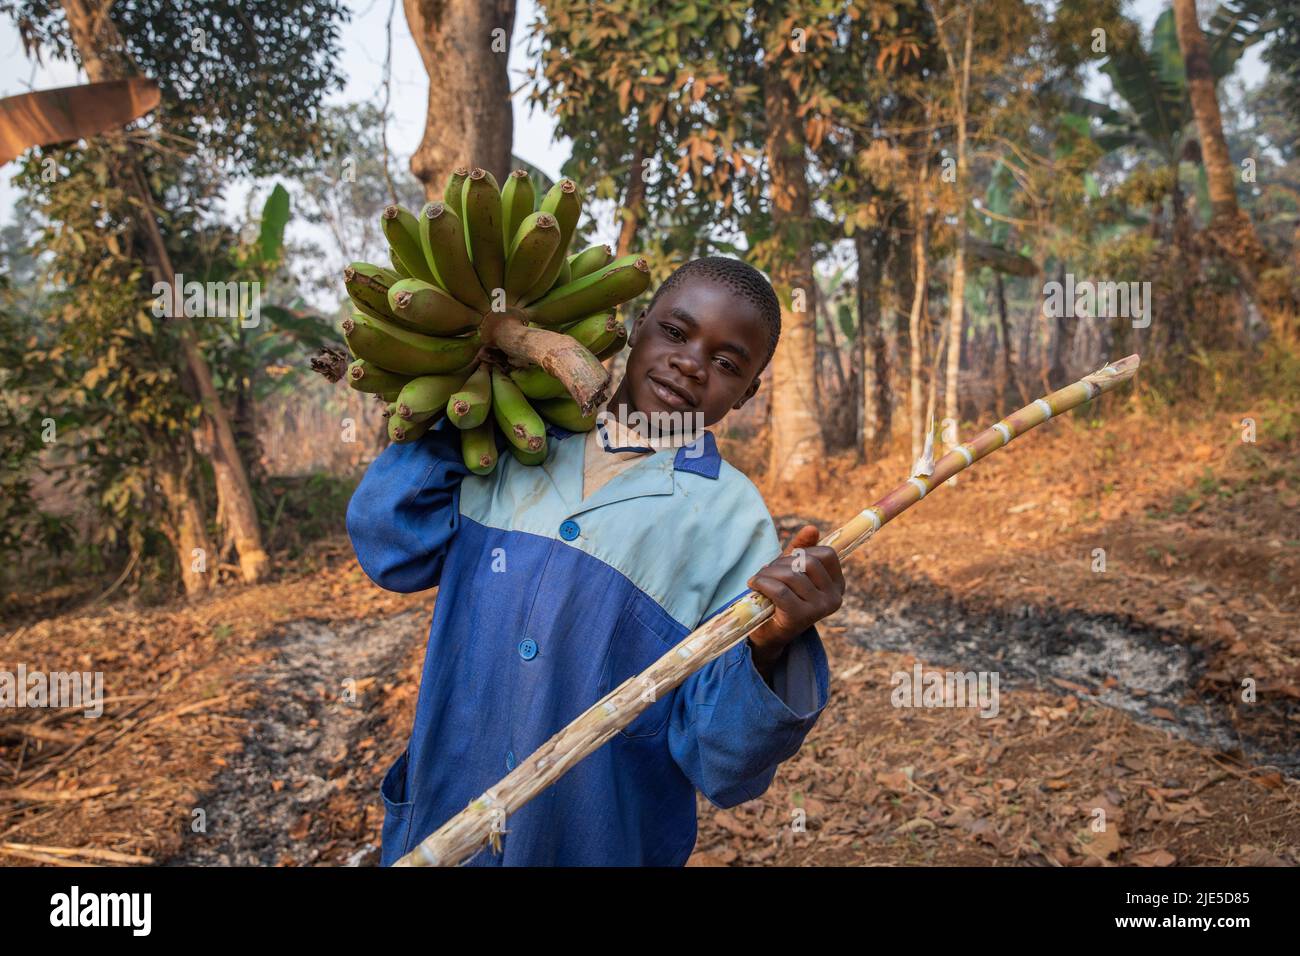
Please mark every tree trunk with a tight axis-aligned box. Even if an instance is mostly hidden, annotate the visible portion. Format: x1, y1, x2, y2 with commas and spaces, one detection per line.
761, 48, 821, 484
60, 0, 269, 586
942, 4, 973, 448
820, 293, 848, 397
994, 270, 1015, 415
617, 133, 647, 258
1039, 262, 1068, 389
156, 448, 213, 597
856, 229, 889, 458
908, 201, 928, 462
856, 230, 877, 456
1172, 0, 1270, 290
405, 0, 517, 196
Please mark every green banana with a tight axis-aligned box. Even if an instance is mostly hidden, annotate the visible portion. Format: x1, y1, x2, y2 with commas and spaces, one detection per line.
533, 395, 598, 432
508, 443, 547, 466
396, 370, 471, 423
347, 359, 412, 395
504, 212, 561, 304
568, 244, 611, 280
420, 201, 490, 313
382, 204, 439, 287
593, 329, 628, 361
524, 256, 651, 327
443, 166, 469, 220
447, 363, 491, 429
388, 277, 482, 335
509, 365, 569, 401
341, 311, 481, 376
381, 401, 397, 420
491, 366, 547, 455
390, 249, 412, 279
460, 418, 499, 475
561, 311, 621, 353
461, 168, 506, 297
521, 179, 581, 304
389, 413, 429, 443
500, 169, 536, 253
345, 262, 400, 322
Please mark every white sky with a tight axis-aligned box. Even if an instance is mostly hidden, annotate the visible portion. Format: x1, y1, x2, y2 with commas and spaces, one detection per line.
0, 0, 1268, 244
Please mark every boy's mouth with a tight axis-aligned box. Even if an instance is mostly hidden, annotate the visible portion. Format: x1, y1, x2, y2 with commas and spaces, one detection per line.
647, 373, 696, 409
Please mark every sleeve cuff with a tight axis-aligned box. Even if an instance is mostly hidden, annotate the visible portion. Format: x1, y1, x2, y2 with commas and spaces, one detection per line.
738, 625, 828, 723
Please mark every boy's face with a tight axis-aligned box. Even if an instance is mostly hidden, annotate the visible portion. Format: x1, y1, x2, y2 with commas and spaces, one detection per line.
609, 277, 768, 430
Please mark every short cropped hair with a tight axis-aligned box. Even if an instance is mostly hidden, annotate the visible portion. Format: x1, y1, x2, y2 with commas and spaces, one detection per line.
644, 256, 782, 375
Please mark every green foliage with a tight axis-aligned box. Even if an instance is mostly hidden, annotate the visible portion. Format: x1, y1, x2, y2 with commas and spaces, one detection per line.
258, 184, 291, 266
2, 0, 350, 176
262, 472, 359, 557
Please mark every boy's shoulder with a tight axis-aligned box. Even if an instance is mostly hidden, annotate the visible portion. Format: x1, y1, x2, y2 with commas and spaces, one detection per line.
679, 440, 776, 529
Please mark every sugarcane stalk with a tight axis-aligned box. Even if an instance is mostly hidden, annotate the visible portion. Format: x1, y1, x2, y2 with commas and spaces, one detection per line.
395, 354, 1141, 867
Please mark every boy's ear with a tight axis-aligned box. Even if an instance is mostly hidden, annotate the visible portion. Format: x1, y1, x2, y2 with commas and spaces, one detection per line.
733, 375, 761, 409
626, 308, 648, 347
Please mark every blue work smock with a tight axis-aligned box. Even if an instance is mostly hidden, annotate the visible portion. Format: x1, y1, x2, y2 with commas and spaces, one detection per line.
346, 414, 830, 866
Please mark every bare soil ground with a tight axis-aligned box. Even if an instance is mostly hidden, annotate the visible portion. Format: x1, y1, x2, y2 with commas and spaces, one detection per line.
1, 404, 1296, 867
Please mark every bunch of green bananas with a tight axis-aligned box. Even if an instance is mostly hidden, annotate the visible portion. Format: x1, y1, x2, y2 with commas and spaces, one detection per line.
339, 166, 651, 474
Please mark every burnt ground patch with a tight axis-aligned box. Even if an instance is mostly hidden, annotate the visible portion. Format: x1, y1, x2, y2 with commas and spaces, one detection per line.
837, 595, 1298, 775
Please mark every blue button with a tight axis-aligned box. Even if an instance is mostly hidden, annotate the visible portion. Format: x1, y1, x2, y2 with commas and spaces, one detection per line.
506, 750, 516, 770
518, 638, 538, 660
559, 519, 579, 541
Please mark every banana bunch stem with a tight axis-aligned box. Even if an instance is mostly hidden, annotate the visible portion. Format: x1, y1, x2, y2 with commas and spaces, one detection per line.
478, 308, 611, 414
393, 355, 1142, 867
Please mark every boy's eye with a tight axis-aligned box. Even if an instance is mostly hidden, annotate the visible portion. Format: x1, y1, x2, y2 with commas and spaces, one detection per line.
715, 357, 738, 374
660, 324, 684, 341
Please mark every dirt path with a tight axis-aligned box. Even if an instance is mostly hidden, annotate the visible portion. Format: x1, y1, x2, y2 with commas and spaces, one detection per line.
165, 610, 427, 866
2, 407, 1296, 867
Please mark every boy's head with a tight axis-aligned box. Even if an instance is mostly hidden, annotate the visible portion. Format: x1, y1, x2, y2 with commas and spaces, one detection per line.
609, 256, 781, 429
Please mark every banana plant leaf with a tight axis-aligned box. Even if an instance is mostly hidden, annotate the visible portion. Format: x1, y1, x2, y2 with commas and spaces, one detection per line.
1205, 0, 1277, 79
258, 184, 291, 266
260, 303, 334, 351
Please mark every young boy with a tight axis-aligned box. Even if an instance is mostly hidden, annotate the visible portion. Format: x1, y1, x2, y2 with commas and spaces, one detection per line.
347, 256, 844, 866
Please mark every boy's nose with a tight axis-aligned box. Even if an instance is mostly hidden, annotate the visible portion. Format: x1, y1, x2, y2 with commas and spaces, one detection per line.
669, 351, 705, 379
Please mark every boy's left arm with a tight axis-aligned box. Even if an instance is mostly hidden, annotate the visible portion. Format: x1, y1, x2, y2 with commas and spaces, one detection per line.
668, 522, 843, 809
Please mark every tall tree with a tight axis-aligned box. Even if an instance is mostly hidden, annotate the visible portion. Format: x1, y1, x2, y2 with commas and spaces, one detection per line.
55, 0, 271, 584
928, 0, 973, 440
1172, 0, 1269, 279
405, 0, 517, 194
757, 1, 831, 483
6, 0, 347, 591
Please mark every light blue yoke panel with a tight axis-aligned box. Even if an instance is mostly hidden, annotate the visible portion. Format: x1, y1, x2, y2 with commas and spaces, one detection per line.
459, 426, 783, 630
